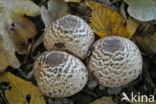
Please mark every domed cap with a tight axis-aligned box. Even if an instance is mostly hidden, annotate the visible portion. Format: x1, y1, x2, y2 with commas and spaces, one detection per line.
34, 50, 88, 97
88, 36, 143, 87
43, 14, 95, 59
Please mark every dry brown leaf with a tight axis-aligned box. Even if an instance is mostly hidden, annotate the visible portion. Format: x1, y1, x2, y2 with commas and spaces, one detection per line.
0, 72, 46, 104
64, 0, 80, 2
90, 96, 116, 104
134, 32, 156, 54
0, 0, 40, 71
86, 1, 138, 38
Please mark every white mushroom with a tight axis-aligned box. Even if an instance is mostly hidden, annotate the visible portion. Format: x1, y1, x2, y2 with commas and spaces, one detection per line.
88, 36, 143, 87
43, 14, 95, 59
33, 50, 88, 97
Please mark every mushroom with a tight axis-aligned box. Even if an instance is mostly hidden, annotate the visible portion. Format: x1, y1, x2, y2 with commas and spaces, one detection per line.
88, 36, 143, 87
43, 14, 95, 59
33, 50, 88, 97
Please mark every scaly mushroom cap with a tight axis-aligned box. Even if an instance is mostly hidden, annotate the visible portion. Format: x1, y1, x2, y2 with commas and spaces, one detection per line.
43, 14, 95, 59
33, 50, 88, 97
88, 36, 143, 87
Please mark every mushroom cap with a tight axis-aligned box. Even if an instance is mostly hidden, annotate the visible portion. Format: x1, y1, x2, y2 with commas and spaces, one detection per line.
43, 14, 95, 59
33, 50, 88, 97
88, 36, 143, 87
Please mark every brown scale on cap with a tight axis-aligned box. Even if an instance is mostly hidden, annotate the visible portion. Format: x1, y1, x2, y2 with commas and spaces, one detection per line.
88, 36, 143, 87
44, 52, 66, 66
59, 16, 80, 32
43, 14, 95, 59
33, 50, 88, 97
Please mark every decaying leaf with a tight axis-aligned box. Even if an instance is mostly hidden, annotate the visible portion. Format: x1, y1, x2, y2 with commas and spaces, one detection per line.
41, 0, 68, 27
90, 96, 116, 104
124, 0, 156, 22
0, 72, 46, 104
0, 0, 40, 54
10, 14, 37, 54
86, 1, 139, 38
0, 21, 20, 72
64, 0, 80, 2
133, 32, 156, 54
0, 0, 40, 71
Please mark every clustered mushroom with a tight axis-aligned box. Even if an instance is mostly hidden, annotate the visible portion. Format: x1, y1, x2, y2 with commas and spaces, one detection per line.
33, 14, 143, 98
33, 50, 88, 97
43, 14, 95, 59
88, 36, 143, 87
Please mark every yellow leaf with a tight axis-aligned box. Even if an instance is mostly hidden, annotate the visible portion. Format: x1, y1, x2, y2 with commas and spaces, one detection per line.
126, 18, 139, 35
0, 21, 20, 72
0, 0, 40, 54
11, 14, 36, 42
0, 72, 46, 104
0, 0, 40, 71
90, 97, 116, 104
10, 14, 37, 54
64, 0, 80, 2
86, 1, 138, 38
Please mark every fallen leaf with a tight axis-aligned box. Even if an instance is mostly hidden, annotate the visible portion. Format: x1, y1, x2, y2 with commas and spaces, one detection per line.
90, 96, 116, 104
86, 1, 139, 38
133, 32, 156, 54
0, 0, 40, 16
9, 14, 37, 54
41, 0, 68, 28
0, 72, 46, 104
0, 0, 40, 54
124, 0, 156, 22
0, 47, 9, 71
0, 0, 40, 71
126, 18, 139, 35
0, 21, 20, 72
64, 0, 80, 2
